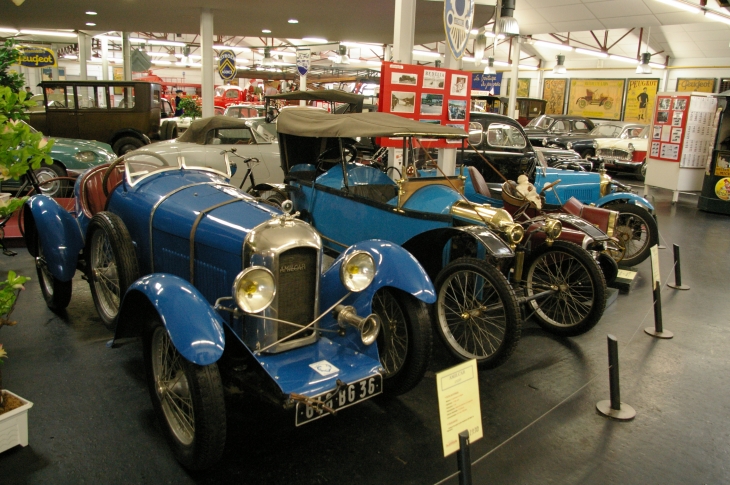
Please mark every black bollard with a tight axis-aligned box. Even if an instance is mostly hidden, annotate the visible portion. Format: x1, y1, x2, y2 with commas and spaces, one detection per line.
645, 246, 674, 339
457, 431, 472, 485
667, 244, 690, 290
596, 335, 636, 421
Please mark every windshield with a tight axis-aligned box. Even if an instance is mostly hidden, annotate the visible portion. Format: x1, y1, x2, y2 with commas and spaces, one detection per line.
527, 115, 553, 129
624, 125, 647, 138
637, 126, 649, 139
590, 124, 621, 137
215, 87, 226, 97
124, 149, 232, 186
248, 119, 276, 143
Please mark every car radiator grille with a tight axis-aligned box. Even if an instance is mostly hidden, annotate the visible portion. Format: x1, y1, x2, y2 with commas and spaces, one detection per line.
561, 189, 596, 202
276, 247, 317, 340
597, 148, 632, 160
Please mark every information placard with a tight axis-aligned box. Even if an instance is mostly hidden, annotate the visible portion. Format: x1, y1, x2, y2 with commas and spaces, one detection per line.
436, 359, 483, 457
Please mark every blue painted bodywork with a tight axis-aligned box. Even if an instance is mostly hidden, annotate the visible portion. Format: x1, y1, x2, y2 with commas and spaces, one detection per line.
26, 195, 84, 282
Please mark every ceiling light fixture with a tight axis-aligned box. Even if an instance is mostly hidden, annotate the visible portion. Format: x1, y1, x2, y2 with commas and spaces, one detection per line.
609, 54, 639, 64
85, 11, 97, 15
20, 29, 78, 38
261, 47, 275, 66
288, 19, 298, 24
636, 52, 652, 74
553, 54, 566, 74
0, 28, 19, 34
412, 49, 443, 58
483, 57, 495, 75
575, 47, 608, 58
494, 60, 511, 67
518, 64, 539, 71
654, 0, 701, 14
705, 10, 730, 24
146, 39, 186, 47
302, 37, 328, 43
86, 23, 96, 27
649, 62, 666, 69
213, 45, 251, 52
534, 40, 574, 52
262, 29, 271, 33
497, 0, 519, 36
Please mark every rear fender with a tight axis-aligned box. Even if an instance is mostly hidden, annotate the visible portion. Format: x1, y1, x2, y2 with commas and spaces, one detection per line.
402, 226, 513, 280
24, 195, 83, 282
114, 273, 225, 366
597, 192, 654, 212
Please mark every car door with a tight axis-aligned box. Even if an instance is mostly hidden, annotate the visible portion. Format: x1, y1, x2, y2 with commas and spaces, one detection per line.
45, 84, 79, 139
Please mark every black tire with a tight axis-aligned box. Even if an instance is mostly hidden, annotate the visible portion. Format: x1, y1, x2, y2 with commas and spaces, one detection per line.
35, 237, 72, 311
87, 212, 139, 325
597, 251, 619, 286
144, 317, 226, 470
523, 241, 606, 337
33, 162, 67, 198
433, 258, 521, 369
112, 136, 144, 155
160, 120, 179, 141
611, 203, 658, 267
636, 161, 647, 181
372, 288, 432, 395
257, 190, 286, 208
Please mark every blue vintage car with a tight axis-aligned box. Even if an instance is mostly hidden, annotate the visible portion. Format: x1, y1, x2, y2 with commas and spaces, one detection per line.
465, 112, 659, 267
22, 151, 435, 470
272, 108, 608, 370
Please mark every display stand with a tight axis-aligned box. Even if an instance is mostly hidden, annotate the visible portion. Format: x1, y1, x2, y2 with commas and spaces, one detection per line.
644, 92, 719, 203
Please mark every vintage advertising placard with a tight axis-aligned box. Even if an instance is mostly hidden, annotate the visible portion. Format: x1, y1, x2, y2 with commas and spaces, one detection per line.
676, 78, 716, 93
505, 78, 531, 97
623, 78, 659, 123
471, 72, 502, 95
19, 46, 56, 68
436, 359, 483, 457
567, 79, 625, 120
379, 62, 470, 148
543, 78, 567, 115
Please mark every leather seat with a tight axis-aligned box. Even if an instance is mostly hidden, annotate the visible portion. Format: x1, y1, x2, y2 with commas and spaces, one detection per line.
79, 164, 125, 217
467, 166, 491, 197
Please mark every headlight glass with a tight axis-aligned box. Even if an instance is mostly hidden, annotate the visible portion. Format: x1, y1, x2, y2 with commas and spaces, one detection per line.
233, 266, 276, 313
74, 151, 97, 162
567, 142, 573, 149
544, 219, 562, 239
340, 251, 376, 292
503, 223, 525, 245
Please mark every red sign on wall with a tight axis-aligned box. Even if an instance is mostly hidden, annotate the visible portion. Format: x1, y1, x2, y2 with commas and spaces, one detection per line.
378, 62, 471, 148
650, 94, 691, 163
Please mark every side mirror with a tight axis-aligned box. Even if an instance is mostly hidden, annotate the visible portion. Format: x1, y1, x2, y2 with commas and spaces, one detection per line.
468, 122, 483, 146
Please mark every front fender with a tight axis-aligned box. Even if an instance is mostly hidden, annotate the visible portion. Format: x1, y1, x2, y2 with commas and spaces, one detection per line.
597, 192, 655, 212
24, 195, 83, 282
320, 240, 436, 317
115, 274, 225, 366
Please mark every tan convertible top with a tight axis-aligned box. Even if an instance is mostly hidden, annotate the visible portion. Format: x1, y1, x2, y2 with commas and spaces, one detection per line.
276, 108, 468, 139
177, 116, 253, 144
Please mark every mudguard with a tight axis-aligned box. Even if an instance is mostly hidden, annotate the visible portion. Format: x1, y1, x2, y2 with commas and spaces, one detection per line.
24, 195, 84, 282
597, 192, 654, 212
115, 273, 225, 366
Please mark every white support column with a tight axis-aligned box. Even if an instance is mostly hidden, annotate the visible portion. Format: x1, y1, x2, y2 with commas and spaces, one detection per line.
201, 8, 215, 118
78, 32, 88, 80
101, 36, 109, 81
536, 68, 544, 99
122, 32, 132, 81
661, 66, 669, 92
508, 37, 520, 119
438, 51, 461, 176
299, 73, 307, 106
389, 0, 416, 178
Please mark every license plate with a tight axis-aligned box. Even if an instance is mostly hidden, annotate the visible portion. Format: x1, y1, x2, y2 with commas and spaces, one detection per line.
295, 374, 382, 426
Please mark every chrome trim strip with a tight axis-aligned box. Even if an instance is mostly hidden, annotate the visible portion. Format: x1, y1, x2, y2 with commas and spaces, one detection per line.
148, 181, 235, 271
189, 198, 246, 284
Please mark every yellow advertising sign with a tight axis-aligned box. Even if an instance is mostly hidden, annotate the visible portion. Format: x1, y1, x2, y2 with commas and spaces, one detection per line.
676, 78, 716, 93
19, 46, 56, 68
624, 78, 659, 123
543, 78, 567, 115
506, 78, 531, 97
568, 79, 625, 120
436, 359, 483, 457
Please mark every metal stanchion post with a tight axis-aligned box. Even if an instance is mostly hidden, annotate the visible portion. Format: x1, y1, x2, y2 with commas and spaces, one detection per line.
645, 246, 674, 339
667, 244, 690, 290
596, 335, 636, 420
457, 431, 472, 485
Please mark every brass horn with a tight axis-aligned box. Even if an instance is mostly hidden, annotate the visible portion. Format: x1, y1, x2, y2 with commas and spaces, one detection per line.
334, 305, 381, 346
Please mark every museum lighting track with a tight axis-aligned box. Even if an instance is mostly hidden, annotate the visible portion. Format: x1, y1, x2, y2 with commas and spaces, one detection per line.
654, 0, 701, 14
575, 48, 608, 58
534, 40, 574, 52
653, 0, 730, 23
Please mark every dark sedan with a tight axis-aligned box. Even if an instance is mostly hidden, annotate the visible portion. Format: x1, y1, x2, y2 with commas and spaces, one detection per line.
541, 122, 647, 158
523, 114, 594, 147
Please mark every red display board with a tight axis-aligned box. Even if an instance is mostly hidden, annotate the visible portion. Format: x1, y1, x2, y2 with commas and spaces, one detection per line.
650, 94, 691, 162
378, 62, 471, 148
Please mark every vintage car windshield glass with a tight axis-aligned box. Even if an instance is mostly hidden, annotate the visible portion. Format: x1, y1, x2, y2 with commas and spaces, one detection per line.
527, 115, 553, 128
591, 125, 622, 137
486, 123, 527, 148
124, 152, 178, 184
212, 128, 254, 145
250, 119, 277, 140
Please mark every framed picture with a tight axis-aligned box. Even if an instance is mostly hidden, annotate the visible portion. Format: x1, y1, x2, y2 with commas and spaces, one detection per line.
423, 70, 446, 89
676, 78, 716, 93
543, 78, 567, 115
420, 93, 443, 115
505, 78, 531, 97
447, 99, 467, 120
391, 72, 418, 86
658, 98, 671, 110
623, 79, 659, 122
390, 91, 416, 114
567, 78, 625, 121
450, 74, 469, 96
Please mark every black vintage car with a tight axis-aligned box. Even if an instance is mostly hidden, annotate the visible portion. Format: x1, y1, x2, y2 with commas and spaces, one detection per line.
541, 122, 647, 159
523, 114, 594, 147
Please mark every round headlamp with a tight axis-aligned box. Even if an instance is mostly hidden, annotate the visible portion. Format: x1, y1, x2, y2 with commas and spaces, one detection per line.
503, 223, 525, 245
233, 266, 276, 313
74, 151, 97, 162
340, 251, 376, 292
542, 137, 548, 146
544, 219, 562, 240
592, 141, 598, 149
628, 143, 635, 152
566, 142, 573, 149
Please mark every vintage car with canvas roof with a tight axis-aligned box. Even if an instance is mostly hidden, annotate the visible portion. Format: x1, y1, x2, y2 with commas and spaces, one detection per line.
21, 146, 436, 470
273, 108, 610, 369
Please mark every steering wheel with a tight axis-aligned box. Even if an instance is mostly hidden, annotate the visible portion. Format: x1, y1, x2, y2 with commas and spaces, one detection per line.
101, 157, 127, 196
512, 201, 532, 221
316, 144, 358, 172
539, 178, 562, 196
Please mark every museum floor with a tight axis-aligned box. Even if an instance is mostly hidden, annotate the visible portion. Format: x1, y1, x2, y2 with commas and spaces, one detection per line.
1, 178, 729, 485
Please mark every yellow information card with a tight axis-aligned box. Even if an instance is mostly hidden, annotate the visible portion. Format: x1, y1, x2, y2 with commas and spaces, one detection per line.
436, 359, 483, 457
650, 245, 661, 290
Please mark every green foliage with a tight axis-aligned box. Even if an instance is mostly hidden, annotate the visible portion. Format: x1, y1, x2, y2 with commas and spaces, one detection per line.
0, 39, 25, 93
178, 97, 202, 119
0, 271, 27, 323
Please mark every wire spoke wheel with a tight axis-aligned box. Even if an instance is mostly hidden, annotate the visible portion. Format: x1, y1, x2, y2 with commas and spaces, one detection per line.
611, 203, 658, 267
151, 326, 195, 445
90, 229, 121, 319
374, 289, 408, 377
434, 258, 520, 368
524, 241, 606, 336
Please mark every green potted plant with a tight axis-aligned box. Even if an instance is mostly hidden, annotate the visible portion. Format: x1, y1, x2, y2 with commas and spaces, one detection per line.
0, 38, 53, 452
177, 96, 202, 120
